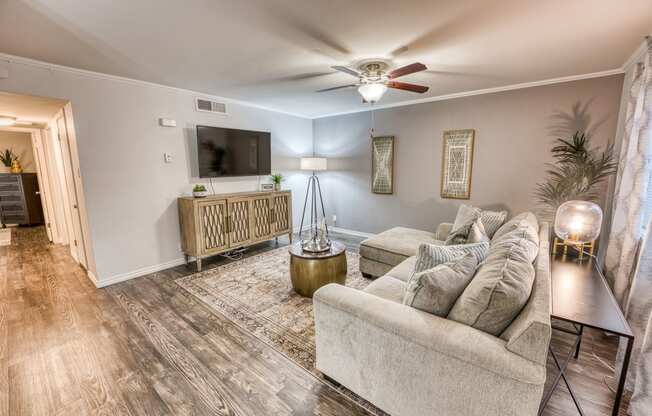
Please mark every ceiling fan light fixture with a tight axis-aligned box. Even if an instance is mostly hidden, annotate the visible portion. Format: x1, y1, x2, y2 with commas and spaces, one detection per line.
358, 83, 387, 103
0, 115, 17, 127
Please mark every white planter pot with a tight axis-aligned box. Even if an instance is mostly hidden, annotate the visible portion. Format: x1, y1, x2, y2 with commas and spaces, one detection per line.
0, 166, 11, 174
193, 191, 209, 198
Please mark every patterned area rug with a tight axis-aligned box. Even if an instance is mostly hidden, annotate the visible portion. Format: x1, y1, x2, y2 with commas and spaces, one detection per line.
175, 246, 386, 415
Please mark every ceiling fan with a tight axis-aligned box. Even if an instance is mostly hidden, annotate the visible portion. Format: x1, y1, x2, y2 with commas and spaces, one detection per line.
317, 61, 429, 103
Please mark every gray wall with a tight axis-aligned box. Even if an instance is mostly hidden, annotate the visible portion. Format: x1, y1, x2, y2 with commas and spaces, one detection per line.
0, 62, 313, 284
0, 130, 35, 172
314, 75, 624, 234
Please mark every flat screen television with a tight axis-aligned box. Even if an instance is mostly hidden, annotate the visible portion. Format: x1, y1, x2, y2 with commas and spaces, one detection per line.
196, 125, 271, 178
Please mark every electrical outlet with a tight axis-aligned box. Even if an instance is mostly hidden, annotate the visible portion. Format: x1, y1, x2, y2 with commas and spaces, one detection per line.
163, 152, 173, 163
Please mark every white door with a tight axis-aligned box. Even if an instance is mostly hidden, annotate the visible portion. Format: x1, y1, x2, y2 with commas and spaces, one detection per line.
30, 131, 55, 242
55, 113, 88, 269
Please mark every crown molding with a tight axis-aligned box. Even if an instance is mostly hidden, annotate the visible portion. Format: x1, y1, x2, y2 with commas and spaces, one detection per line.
0, 52, 311, 119
0, 50, 635, 120
313, 68, 625, 118
622, 38, 650, 71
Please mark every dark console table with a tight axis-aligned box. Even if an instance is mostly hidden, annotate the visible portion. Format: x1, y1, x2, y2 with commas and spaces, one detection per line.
539, 254, 634, 416
0, 173, 44, 226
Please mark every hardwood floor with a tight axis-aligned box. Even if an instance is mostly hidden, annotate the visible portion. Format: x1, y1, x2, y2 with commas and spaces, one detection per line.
1, 227, 630, 415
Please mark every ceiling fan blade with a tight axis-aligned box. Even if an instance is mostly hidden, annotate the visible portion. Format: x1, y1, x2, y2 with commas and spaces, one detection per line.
387, 81, 429, 93
331, 65, 361, 78
316, 84, 358, 93
388, 62, 427, 79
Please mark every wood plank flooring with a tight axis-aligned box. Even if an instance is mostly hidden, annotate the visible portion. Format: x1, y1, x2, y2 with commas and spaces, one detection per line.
1, 227, 630, 415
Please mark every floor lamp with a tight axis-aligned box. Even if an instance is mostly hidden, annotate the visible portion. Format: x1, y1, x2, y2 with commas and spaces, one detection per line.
299, 157, 330, 252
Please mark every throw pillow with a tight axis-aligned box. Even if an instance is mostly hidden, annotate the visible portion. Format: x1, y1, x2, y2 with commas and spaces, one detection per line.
447, 235, 537, 335
492, 212, 539, 241
480, 210, 508, 238
403, 253, 479, 316
412, 241, 490, 273
446, 205, 488, 245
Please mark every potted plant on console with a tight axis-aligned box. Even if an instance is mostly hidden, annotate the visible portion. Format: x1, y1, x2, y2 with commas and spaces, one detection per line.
270, 173, 283, 191
0, 149, 15, 174
192, 184, 209, 198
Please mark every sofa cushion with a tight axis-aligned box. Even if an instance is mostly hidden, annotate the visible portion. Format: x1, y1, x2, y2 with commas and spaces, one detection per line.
413, 241, 490, 274
363, 275, 406, 304
481, 209, 509, 238
403, 253, 479, 316
360, 227, 441, 267
446, 205, 488, 245
385, 256, 417, 283
492, 212, 539, 242
448, 235, 537, 336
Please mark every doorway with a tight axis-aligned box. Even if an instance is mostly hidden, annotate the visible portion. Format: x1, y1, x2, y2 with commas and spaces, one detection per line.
0, 91, 95, 279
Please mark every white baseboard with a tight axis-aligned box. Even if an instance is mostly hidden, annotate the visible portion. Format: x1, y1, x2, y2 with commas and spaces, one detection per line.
94, 257, 187, 288
330, 226, 375, 239
92, 227, 373, 288
294, 224, 375, 239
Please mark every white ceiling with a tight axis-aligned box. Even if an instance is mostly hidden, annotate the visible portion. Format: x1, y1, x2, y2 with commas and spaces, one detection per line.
0, 0, 650, 118
0, 91, 67, 124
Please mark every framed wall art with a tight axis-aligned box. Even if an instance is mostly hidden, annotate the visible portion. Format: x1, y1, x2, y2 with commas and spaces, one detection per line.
371, 136, 394, 194
440, 129, 475, 199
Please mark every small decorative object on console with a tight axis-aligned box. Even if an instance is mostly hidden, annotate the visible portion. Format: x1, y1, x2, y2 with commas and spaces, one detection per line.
10, 158, 22, 173
260, 183, 274, 191
553, 200, 603, 258
192, 184, 208, 198
270, 173, 283, 191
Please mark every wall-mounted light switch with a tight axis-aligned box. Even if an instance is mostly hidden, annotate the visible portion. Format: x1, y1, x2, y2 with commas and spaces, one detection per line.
163, 153, 173, 163
159, 118, 177, 127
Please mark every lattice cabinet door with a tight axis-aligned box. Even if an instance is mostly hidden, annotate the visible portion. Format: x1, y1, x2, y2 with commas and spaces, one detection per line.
227, 197, 252, 248
272, 193, 292, 235
198, 200, 228, 254
250, 195, 273, 242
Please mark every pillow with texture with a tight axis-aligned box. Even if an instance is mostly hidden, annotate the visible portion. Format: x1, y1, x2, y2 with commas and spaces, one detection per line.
447, 236, 537, 335
480, 210, 508, 238
413, 241, 490, 273
446, 205, 488, 245
492, 212, 539, 241
403, 253, 479, 316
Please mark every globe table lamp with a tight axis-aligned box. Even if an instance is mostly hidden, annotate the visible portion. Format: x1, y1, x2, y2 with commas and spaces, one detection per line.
552, 200, 603, 259
299, 157, 330, 252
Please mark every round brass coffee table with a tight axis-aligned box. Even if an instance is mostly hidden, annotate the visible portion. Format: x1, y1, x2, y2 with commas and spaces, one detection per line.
289, 241, 347, 297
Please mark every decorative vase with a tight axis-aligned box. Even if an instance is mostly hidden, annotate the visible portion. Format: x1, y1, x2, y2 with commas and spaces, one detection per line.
10, 160, 22, 174
274, 183, 281, 191
193, 190, 208, 198
0, 166, 10, 174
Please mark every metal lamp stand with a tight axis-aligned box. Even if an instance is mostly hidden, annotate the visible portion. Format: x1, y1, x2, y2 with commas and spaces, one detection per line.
298, 171, 330, 252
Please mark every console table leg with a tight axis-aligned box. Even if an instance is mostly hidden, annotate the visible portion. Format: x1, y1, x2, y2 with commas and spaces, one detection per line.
612, 336, 633, 416
197, 257, 202, 272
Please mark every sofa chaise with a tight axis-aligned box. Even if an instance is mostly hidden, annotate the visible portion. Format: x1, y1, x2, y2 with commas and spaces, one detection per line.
359, 223, 453, 278
313, 216, 551, 416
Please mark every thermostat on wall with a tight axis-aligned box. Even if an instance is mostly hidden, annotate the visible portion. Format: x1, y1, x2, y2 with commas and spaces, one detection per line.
159, 118, 177, 127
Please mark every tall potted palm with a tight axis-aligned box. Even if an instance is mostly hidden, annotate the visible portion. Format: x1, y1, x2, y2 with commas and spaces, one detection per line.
534, 131, 617, 221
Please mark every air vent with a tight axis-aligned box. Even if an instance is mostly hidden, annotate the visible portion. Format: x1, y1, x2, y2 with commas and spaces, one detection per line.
195, 98, 227, 115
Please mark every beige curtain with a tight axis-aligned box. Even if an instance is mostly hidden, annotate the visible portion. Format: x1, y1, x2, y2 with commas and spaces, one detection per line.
604, 37, 652, 415
604, 38, 652, 303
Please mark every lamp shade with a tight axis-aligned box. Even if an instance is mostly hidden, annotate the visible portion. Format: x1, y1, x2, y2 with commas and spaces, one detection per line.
358, 83, 387, 103
300, 157, 327, 171
554, 200, 603, 243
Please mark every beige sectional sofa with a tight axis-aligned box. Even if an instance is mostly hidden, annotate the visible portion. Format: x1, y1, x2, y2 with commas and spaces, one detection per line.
359, 223, 453, 278
313, 218, 551, 416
